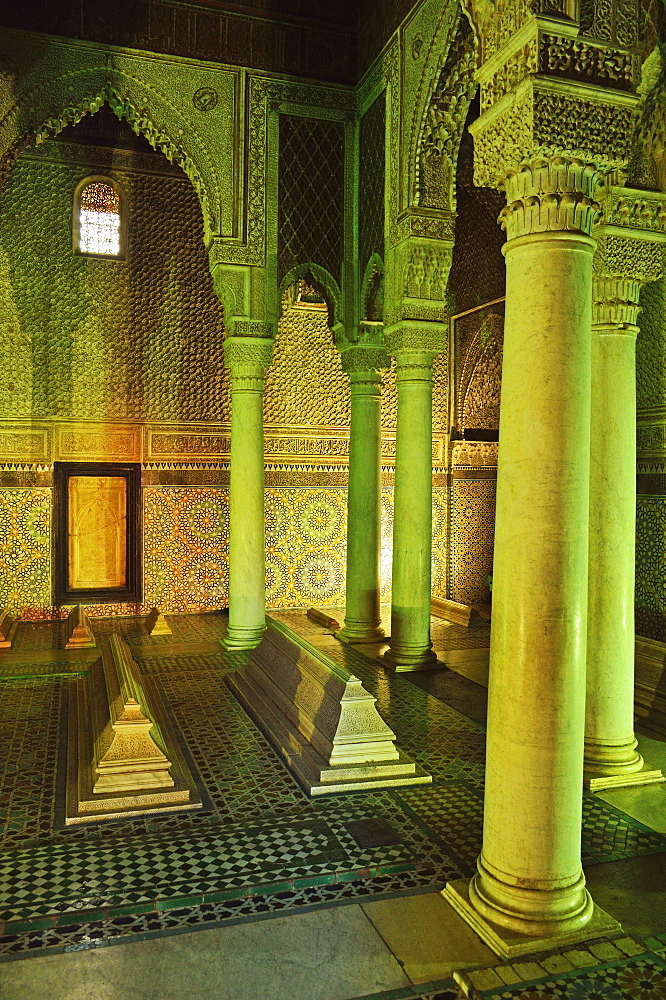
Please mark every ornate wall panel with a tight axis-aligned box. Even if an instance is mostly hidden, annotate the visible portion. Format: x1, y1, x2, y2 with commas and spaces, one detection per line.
458, 307, 505, 430
143, 487, 229, 613
264, 488, 347, 607
637, 277, 666, 411
636, 496, 666, 643
277, 116, 345, 285
0, 140, 227, 423
266, 302, 350, 427
0, 489, 51, 615
449, 478, 496, 606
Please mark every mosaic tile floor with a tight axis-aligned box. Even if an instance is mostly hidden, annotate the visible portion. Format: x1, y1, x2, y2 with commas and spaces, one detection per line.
455, 942, 666, 1000
0, 608, 664, 975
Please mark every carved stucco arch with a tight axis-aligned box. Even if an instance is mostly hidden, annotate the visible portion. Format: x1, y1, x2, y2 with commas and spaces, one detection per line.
407, 1, 477, 212
627, 42, 666, 190
279, 263, 343, 340
0, 66, 220, 240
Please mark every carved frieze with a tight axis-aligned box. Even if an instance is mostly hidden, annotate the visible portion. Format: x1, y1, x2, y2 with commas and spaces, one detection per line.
57, 424, 141, 462
637, 424, 666, 453
0, 427, 50, 462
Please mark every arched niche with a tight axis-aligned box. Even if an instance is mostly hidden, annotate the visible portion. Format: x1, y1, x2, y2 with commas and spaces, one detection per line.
278, 263, 343, 341
0, 64, 220, 241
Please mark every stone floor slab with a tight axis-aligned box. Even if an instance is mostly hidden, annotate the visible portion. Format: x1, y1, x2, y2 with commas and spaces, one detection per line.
0, 904, 410, 1000
361, 891, 495, 983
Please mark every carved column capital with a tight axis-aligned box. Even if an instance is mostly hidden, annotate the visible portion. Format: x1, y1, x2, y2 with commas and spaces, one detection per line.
384, 235, 452, 329
340, 346, 390, 376
224, 336, 273, 390
593, 186, 666, 326
499, 156, 601, 240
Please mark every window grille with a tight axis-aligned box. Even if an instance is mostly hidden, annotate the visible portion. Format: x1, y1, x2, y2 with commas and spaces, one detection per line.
78, 181, 121, 256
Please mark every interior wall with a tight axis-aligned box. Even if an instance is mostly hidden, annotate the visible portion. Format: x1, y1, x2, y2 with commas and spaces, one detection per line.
0, 124, 451, 617
636, 277, 666, 642
446, 103, 505, 606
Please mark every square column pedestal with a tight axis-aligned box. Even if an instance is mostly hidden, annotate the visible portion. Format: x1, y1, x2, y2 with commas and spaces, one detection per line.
442, 881, 621, 960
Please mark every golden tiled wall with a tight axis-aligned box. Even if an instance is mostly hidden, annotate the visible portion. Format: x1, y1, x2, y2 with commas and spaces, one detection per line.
0, 489, 52, 615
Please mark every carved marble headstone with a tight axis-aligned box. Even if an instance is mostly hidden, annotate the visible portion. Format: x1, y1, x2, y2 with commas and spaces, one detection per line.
226, 619, 431, 795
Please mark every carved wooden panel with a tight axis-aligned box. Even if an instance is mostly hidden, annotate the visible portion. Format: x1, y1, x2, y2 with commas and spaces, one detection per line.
68, 476, 127, 590
55, 462, 141, 604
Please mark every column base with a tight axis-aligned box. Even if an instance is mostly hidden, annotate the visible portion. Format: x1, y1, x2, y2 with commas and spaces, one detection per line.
583, 738, 665, 790
221, 624, 266, 651
442, 879, 621, 960
336, 622, 386, 644
382, 645, 438, 672
584, 760, 665, 791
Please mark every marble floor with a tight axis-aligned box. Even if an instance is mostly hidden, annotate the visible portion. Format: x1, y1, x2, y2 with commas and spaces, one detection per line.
0, 608, 664, 1000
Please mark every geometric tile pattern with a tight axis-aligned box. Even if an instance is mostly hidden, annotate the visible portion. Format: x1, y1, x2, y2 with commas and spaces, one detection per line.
449, 479, 496, 606
432, 487, 449, 600
479, 953, 666, 999
139, 484, 448, 613
1, 610, 664, 961
0, 677, 62, 851
143, 487, 230, 613
0, 819, 350, 922
580, 795, 666, 863
264, 488, 347, 607
0, 489, 51, 616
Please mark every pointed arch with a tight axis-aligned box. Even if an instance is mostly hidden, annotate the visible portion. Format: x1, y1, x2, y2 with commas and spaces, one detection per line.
406, 2, 477, 212
0, 67, 221, 239
278, 263, 343, 339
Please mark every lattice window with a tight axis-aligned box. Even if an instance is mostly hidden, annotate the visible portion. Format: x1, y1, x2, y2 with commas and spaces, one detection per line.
278, 115, 344, 285
77, 180, 122, 256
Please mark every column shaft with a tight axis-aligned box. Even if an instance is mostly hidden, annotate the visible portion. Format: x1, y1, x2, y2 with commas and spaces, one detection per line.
478, 232, 593, 918
222, 338, 272, 650
445, 221, 622, 953
340, 371, 384, 641
384, 351, 437, 670
584, 270, 664, 789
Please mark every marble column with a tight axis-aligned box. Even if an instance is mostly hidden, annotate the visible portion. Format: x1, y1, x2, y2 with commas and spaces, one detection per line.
383, 345, 438, 670
338, 344, 390, 642
444, 158, 619, 956
221, 336, 273, 651
584, 228, 665, 790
